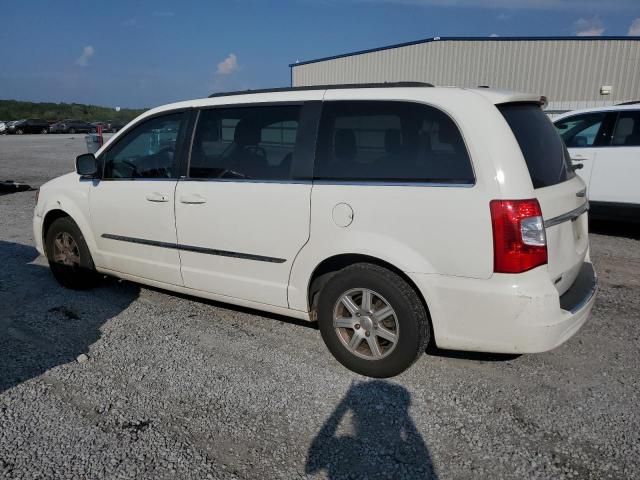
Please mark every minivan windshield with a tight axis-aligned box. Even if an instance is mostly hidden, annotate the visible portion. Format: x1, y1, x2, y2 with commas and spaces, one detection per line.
498, 103, 575, 189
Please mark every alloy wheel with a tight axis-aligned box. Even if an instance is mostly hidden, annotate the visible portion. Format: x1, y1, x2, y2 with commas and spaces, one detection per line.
333, 288, 399, 360
53, 232, 81, 266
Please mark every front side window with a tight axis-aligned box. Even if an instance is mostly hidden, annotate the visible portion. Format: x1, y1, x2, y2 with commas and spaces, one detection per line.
611, 111, 640, 147
314, 101, 474, 183
103, 112, 185, 179
554, 113, 607, 147
189, 105, 300, 180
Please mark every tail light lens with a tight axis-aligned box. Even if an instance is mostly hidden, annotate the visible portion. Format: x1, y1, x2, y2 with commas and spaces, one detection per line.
490, 199, 547, 273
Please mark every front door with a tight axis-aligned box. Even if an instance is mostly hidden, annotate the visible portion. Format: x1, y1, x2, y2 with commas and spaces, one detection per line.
588, 110, 640, 205
89, 111, 189, 285
555, 111, 613, 191
175, 102, 320, 307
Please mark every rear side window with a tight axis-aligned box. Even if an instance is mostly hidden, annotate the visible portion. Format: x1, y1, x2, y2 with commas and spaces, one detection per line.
499, 103, 575, 189
189, 105, 300, 181
611, 111, 640, 147
315, 101, 474, 184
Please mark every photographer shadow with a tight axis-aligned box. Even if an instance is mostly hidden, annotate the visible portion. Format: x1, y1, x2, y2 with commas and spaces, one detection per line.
306, 380, 438, 479
0, 240, 139, 394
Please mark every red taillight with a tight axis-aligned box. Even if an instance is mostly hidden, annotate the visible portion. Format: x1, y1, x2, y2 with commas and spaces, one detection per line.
490, 199, 547, 274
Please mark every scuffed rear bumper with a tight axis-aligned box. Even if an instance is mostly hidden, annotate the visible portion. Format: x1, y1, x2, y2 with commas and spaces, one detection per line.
409, 262, 597, 354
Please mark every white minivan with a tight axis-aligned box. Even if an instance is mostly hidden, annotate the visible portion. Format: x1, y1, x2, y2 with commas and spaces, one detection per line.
554, 104, 640, 222
33, 83, 597, 377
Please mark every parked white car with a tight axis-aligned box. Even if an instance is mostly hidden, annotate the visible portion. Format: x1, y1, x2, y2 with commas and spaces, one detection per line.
33, 84, 597, 377
554, 103, 640, 222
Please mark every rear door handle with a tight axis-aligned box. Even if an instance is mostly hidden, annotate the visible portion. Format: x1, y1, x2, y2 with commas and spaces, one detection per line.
571, 154, 588, 161
145, 192, 169, 203
180, 194, 207, 204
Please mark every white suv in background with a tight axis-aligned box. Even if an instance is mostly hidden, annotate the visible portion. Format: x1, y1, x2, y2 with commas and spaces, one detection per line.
554, 103, 640, 222
33, 84, 597, 377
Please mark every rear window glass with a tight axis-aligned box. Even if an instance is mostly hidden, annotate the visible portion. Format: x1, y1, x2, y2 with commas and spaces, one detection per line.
499, 103, 575, 189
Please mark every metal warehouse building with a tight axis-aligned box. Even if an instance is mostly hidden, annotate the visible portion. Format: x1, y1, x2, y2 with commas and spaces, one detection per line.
290, 36, 640, 113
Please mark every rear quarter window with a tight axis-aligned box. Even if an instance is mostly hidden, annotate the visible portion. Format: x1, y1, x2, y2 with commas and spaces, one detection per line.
315, 101, 474, 184
499, 103, 575, 189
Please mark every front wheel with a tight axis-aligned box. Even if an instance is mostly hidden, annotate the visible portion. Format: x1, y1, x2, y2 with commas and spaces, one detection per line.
317, 263, 430, 378
41, 128, 48, 134
45, 217, 99, 289
16, 129, 24, 135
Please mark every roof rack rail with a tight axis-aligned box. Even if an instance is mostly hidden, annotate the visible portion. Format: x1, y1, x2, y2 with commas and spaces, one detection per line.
208, 82, 434, 98
616, 100, 640, 105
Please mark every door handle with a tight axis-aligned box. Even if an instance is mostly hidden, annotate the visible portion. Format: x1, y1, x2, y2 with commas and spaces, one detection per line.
571, 154, 588, 161
179, 194, 207, 204
145, 192, 169, 203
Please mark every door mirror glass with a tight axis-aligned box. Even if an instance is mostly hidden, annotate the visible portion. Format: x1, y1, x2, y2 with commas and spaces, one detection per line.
76, 153, 98, 177
574, 136, 588, 147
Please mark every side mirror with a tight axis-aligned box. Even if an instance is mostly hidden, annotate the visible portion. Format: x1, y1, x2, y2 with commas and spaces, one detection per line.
76, 153, 98, 177
573, 136, 588, 147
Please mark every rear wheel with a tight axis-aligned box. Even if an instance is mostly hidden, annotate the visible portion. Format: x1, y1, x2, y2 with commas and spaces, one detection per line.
45, 217, 99, 289
40, 128, 48, 134
69, 128, 76, 134
317, 263, 430, 378
16, 129, 24, 135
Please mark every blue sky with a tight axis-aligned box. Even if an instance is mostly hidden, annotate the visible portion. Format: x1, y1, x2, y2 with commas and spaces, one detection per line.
1, 0, 639, 108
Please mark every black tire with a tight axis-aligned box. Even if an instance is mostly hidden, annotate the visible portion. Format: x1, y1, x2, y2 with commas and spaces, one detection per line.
69, 128, 76, 134
317, 263, 430, 378
16, 129, 24, 135
45, 216, 99, 289
41, 128, 48, 134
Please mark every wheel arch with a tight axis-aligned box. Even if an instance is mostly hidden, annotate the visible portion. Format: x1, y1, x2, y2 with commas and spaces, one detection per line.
306, 253, 432, 321
40, 201, 97, 261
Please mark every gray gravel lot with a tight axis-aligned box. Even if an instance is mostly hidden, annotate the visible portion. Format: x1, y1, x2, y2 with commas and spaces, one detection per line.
1, 134, 639, 479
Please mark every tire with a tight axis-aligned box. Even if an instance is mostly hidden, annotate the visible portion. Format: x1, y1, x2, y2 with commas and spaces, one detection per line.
16, 129, 24, 135
69, 128, 76, 134
317, 263, 430, 378
45, 216, 99, 290
41, 128, 48, 134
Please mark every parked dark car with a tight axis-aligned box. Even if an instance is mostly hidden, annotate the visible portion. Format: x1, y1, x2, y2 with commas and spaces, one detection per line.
7, 118, 50, 134
107, 120, 127, 132
49, 119, 95, 134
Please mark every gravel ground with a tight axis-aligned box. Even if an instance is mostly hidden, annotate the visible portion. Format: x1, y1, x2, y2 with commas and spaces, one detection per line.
1, 134, 639, 479
0, 133, 113, 188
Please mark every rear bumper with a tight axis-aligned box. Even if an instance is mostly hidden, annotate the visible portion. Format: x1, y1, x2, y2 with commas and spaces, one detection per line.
409, 262, 597, 354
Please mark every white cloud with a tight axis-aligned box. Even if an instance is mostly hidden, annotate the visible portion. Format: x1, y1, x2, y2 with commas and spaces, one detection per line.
629, 18, 640, 36
490, 33, 500, 37
216, 53, 239, 75
75, 45, 94, 67
152, 11, 175, 17
574, 17, 604, 36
